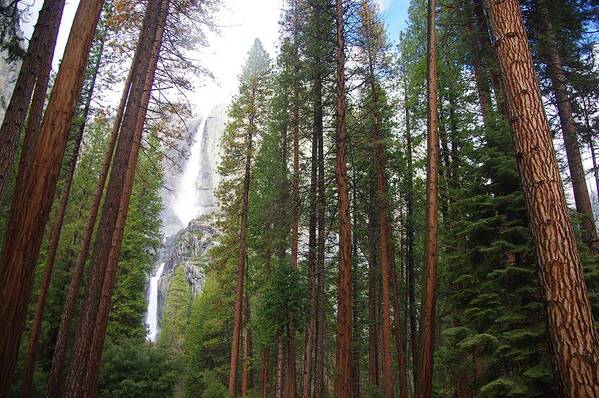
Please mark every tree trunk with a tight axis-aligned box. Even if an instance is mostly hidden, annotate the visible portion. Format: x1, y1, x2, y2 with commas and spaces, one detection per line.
46, 50, 133, 398
260, 348, 270, 398
0, 0, 105, 393
303, 72, 320, 398
335, 0, 353, 396
82, 3, 166, 395
367, 200, 380, 388
242, 291, 251, 397
537, 1, 598, 253
63, 2, 162, 396
229, 85, 257, 398
388, 233, 411, 398
0, 0, 65, 204
19, 28, 104, 396
416, 0, 441, 396
486, 1, 599, 396
276, 339, 286, 398
314, 62, 326, 398
404, 96, 418, 377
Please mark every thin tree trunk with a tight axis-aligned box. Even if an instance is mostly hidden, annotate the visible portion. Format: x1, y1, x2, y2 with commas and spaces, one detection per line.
0, 1, 105, 392
46, 52, 134, 398
314, 63, 326, 398
82, 4, 166, 395
351, 182, 361, 398
537, 1, 598, 252
276, 339, 286, 398
0, 0, 64, 204
404, 97, 418, 377
582, 98, 599, 204
486, 1, 599, 396
303, 74, 320, 398
388, 233, 411, 398
260, 348, 270, 398
63, 2, 162, 396
19, 29, 104, 396
335, 0, 353, 395
242, 291, 251, 397
229, 87, 257, 398
416, 0, 441, 395
367, 199, 380, 388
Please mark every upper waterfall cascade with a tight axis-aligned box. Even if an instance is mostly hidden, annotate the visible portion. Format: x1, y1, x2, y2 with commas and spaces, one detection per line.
145, 104, 226, 342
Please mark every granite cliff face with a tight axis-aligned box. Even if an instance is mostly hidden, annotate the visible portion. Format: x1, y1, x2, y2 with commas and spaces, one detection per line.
146, 104, 226, 341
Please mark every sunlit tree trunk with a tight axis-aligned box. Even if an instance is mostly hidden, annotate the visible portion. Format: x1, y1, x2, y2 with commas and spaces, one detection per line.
416, 0, 441, 395
486, 1, 599, 396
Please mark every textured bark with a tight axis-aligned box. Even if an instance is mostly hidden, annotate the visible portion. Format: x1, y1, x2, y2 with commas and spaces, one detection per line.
19, 31, 103, 396
486, 1, 599, 396
82, 4, 166, 395
335, 0, 353, 396
314, 65, 326, 398
536, 2, 598, 253
0, 0, 105, 393
46, 53, 133, 398
0, 0, 64, 204
63, 2, 161, 396
416, 0, 441, 396
229, 83, 257, 398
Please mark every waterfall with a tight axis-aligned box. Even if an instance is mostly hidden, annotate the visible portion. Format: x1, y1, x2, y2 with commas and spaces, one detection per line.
146, 262, 165, 342
173, 115, 210, 229
145, 104, 226, 342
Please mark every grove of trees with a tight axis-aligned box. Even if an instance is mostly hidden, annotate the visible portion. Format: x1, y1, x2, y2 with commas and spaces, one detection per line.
0, 0, 597, 397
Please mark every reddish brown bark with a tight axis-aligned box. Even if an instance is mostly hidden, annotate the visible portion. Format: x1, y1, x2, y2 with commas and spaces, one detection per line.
416, 0, 441, 396
242, 292, 251, 397
335, 0, 353, 396
46, 57, 133, 398
0, 0, 64, 204
82, 4, 166, 395
0, 1, 105, 393
486, 1, 599, 396
63, 3, 162, 396
229, 79, 257, 398
19, 32, 103, 396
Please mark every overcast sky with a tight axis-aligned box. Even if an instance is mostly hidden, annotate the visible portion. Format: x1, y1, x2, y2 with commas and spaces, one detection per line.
20, 0, 409, 116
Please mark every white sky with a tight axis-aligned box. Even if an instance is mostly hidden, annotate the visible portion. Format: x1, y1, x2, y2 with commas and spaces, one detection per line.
21, 0, 285, 117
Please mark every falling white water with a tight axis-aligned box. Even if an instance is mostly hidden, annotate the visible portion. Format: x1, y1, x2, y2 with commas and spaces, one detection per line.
146, 262, 165, 342
173, 115, 210, 229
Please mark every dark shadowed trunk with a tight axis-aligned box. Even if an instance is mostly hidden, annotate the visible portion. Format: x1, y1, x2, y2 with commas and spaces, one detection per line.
0, 1, 105, 392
